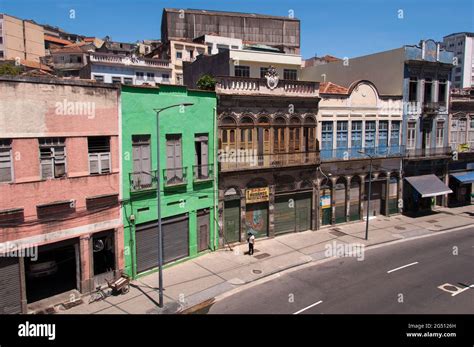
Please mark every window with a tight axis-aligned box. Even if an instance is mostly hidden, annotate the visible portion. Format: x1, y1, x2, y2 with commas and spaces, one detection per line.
207, 44, 213, 55
336, 121, 348, 150
93, 75, 104, 82
234, 65, 250, 77
0, 51, 4, 59
438, 79, 447, 104
0, 208, 24, 226
135, 72, 144, 80
424, 78, 433, 103
217, 44, 229, 54
378, 121, 388, 149
231, 45, 239, 49
450, 118, 467, 145
0, 37, 3, 44
162, 74, 170, 83
189, 50, 194, 59
176, 51, 182, 60
321, 122, 333, 151
409, 77, 418, 102
0, 139, 13, 183
123, 77, 133, 85
86, 194, 119, 211
469, 118, 474, 145
455, 67, 462, 73
436, 121, 444, 148
39, 138, 66, 179
132, 135, 152, 190
351, 121, 362, 149
284, 69, 297, 80
112, 76, 121, 83
407, 122, 416, 149
88, 137, 111, 175
390, 121, 400, 147
194, 134, 209, 180
365, 121, 376, 148
146, 72, 155, 80
165, 134, 184, 185
260, 67, 268, 78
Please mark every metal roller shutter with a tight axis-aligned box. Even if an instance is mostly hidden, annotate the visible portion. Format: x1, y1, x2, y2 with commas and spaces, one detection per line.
0, 257, 22, 314
275, 196, 295, 235
295, 193, 311, 231
224, 200, 240, 243
135, 214, 189, 273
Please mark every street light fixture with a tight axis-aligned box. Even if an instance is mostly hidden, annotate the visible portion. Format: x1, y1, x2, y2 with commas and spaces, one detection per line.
153, 102, 194, 308
358, 150, 375, 241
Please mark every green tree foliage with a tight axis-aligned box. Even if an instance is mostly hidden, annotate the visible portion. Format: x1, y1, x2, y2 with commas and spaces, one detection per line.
0, 63, 22, 76
197, 74, 216, 91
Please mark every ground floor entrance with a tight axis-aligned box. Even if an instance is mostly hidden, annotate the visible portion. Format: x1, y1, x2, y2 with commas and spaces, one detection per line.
274, 192, 312, 235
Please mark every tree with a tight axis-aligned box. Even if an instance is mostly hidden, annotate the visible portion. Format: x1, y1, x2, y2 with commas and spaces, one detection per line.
197, 74, 216, 91
0, 63, 21, 76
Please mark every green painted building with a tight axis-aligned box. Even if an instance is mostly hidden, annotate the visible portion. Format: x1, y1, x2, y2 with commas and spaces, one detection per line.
121, 84, 217, 277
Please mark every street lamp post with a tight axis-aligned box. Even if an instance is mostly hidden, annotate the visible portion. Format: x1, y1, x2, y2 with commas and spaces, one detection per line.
358, 150, 374, 240
153, 103, 193, 308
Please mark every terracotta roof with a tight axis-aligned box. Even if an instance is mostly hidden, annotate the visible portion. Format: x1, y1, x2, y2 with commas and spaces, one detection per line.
44, 35, 73, 46
84, 37, 96, 42
50, 45, 85, 54
321, 55, 340, 62
319, 82, 348, 94
20, 59, 53, 72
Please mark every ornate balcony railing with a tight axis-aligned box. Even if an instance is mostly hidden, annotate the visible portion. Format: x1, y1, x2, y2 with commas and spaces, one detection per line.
219, 151, 319, 172
163, 167, 188, 187
320, 146, 406, 161
216, 76, 319, 97
90, 53, 171, 69
193, 164, 214, 182
405, 146, 452, 158
129, 170, 157, 192
423, 101, 447, 114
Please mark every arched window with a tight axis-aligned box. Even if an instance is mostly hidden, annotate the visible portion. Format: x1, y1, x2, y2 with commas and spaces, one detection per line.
273, 117, 286, 153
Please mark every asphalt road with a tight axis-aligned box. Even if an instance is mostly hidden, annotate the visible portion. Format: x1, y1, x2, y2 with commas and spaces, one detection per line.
204, 227, 474, 314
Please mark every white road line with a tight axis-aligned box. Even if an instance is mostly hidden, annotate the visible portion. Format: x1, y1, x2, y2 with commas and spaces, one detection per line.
387, 261, 419, 274
293, 300, 323, 315
452, 284, 474, 297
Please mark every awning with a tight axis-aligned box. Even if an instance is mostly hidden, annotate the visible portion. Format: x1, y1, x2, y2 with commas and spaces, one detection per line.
451, 171, 474, 184
405, 174, 453, 198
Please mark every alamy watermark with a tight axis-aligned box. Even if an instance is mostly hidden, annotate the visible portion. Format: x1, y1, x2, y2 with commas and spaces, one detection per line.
325, 241, 365, 261
0, 242, 38, 261
55, 99, 96, 119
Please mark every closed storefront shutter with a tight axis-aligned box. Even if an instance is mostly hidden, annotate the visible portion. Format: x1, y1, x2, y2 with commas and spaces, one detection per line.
135, 215, 189, 273
0, 257, 22, 314
224, 199, 240, 243
275, 196, 296, 235
295, 193, 311, 231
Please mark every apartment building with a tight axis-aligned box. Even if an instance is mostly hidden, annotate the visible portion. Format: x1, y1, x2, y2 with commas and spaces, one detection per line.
0, 76, 122, 313
442, 32, 474, 89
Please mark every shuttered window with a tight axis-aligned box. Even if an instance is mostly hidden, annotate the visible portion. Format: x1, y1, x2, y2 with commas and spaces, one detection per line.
86, 194, 119, 210
166, 134, 183, 183
39, 138, 66, 179
195, 134, 209, 179
0, 140, 13, 183
132, 135, 152, 189
88, 137, 111, 175
37, 200, 75, 220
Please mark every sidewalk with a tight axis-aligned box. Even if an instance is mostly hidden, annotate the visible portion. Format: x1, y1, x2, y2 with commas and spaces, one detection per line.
57, 205, 473, 315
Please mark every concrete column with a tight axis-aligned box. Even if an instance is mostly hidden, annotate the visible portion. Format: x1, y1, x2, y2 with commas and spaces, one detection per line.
345, 175, 352, 222
19, 257, 27, 313
240, 194, 246, 242
398, 171, 404, 214
79, 235, 92, 293
268, 184, 275, 238
385, 172, 391, 216
330, 177, 337, 225
443, 162, 449, 207
218, 188, 225, 248
314, 179, 320, 230
359, 174, 366, 221
115, 226, 125, 273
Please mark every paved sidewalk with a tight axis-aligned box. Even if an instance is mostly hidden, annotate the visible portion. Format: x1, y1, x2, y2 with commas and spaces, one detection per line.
57, 205, 473, 315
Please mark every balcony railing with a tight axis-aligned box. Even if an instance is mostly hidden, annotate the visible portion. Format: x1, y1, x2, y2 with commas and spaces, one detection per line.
193, 164, 214, 182
90, 53, 171, 69
163, 167, 187, 187
405, 146, 452, 158
320, 146, 405, 161
216, 76, 319, 97
219, 151, 319, 172
129, 170, 157, 192
423, 102, 447, 114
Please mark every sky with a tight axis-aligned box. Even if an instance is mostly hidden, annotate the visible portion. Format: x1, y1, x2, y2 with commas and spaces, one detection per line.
1, 0, 473, 59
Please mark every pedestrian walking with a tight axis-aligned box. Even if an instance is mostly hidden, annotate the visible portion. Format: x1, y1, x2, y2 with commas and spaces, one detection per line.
247, 232, 255, 255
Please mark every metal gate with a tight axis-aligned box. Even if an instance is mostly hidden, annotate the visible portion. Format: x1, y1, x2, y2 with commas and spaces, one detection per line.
135, 214, 189, 273
197, 209, 210, 252
0, 257, 22, 314
223, 199, 240, 243
275, 193, 311, 235
295, 193, 311, 231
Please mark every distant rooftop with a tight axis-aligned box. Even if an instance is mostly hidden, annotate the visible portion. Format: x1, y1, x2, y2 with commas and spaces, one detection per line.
163, 8, 299, 20
443, 32, 474, 39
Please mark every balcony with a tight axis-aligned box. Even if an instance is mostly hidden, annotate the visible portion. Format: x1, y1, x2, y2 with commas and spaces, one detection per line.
320, 146, 406, 162
423, 102, 447, 114
219, 151, 319, 172
193, 164, 214, 182
90, 53, 171, 69
216, 76, 319, 98
129, 170, 157, 192
405, 146, 452, 159
163, 167, 187, 187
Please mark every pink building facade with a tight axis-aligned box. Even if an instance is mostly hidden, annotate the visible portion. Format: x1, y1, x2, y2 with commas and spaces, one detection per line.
0, 76, 123, 313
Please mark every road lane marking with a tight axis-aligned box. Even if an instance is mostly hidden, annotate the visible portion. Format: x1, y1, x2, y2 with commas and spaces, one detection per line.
387, 261, 419, 274
293, 300, 323, 315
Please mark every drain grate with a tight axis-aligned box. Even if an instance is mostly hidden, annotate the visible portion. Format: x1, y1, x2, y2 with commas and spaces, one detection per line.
252, 269, 262, 274
427, 220, 439, 224
394, 226, 406, 230
434, 224, 442, 228
254, 252, 271, 259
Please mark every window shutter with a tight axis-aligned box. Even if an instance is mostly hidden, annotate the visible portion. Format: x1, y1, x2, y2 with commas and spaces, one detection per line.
100, 153, 111, 173
174, 137, 182, 179
0, 149, 12, 182
89, 153, 99, 174
41, 158, 53, 179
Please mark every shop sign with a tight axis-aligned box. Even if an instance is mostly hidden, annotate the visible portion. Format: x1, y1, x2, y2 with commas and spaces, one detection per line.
246, 187, 270, 204
320, 195, 331, 209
